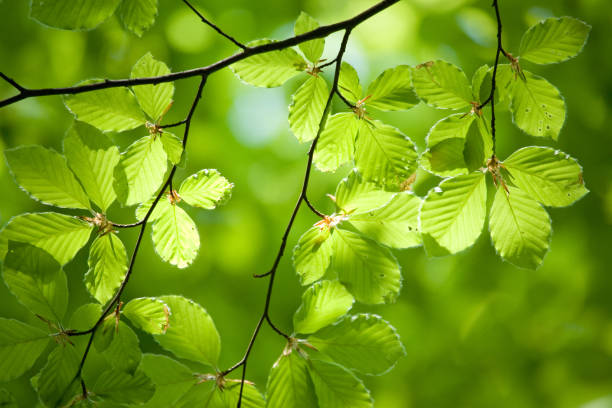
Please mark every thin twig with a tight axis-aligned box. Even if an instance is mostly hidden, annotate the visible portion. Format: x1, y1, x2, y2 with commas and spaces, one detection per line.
0, 72, 24, 91
335, 88, 356, 109
111, 220, 145, 229
181, 0, 247, 49
303, 196, 325, 218
159, 119, 187, 129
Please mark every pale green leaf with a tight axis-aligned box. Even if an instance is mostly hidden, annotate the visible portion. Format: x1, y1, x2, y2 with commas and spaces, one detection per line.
295, 12, 324, 63
92, 369, 155, 404
123, 297, 170, 334
332, 228, 401, 304
420, 172, 487, 256
309, 314, 406, 375
463, 114, 493, 171
489, 186, 551, 269
288, 75, 329, 143
139, 353, 196, 408
519, 17, 591, 64
349, 192, 421, 249
503, 146, 588, 207
338, 62, 362, 103
3, 242, 67, 322
411, 60, 472, 109
64, 121, 120, 212
154, 295, 221, 367
293, 280, 354, 334
313, 112, 358, 172
131, 53, 174, 121
85, 233, 127, 304
64, 80, 146, 132
161, 132, 184, 165
30, 0, 121, 30
103, 321, 142, 374
135, 194, 172, 222
5, 145, 90, 210
178, 169, 233, 210
471, 64, 491, 103
308, 359, 372, 408
230, 40, 306, 87
151, 203, 199, 268
335, 170, 395, 214
267, 350, 317, 408
118, 0, 158, 37
70, 303, 102, 332
114, 135, 167, 206
0, 318, 49, 382
219, 382, 265, 408
366, 65, 418, 111
37, 344, 81, 408
293, 226, 333, 286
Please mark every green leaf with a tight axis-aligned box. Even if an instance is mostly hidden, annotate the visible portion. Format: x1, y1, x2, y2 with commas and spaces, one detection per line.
471, 64, 491, 103
218, 382, 266, 408
464, 115, 493, 171
0, 318, 49, 382
267, 350, 317, 408
5, 145, 90, 210
64, 121, 121, 212
489, 186, 551, 269
92, 369, 155, 405
123, 297, 170, 334
411, 60, 473, 109
313, 113, 358, 172
332, 228, 401, 304
85, 233, 127, 304
37, 344, 81, 408
3, 242, 67, 322
308, 359, 372, 408
131, 53, 174, 121
420, 172, 487, 256
309, 314, 406, 375
94, 316, 116, 352
114, 135, 167, 206
293, 226, 334, 286
135, 194, 172, 222
335, 170, 395, 214
230, 39, 306, 87
64, 80, 146, 132
0, 389, 17, 408
338, 62, 362, 103
295, 12, 324, 63
288, 75, 329, 143
519, 17, 591, 65
349, 192, 421, 249
354, 120, 418, 189
366, 65, 418, 111
161, 132, 184, 165
154, 295, 221, 367
29, 0, 121, 30
151, 203, 199, 268
293, 280, 354, 334
0, 212, 93, 265
503, 146, 588, 207
178, 169, 233, 210
118, 0, 158, 37
103, 321, 142, 374
139, 354, 196, 408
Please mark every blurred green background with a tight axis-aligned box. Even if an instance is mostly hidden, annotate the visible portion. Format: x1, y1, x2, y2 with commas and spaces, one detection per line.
1, 0, 611, 406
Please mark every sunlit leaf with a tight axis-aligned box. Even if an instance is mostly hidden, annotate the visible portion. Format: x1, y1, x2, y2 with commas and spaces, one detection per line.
161, 132, 184, 165
118, 0, 158, 37
411, 60, 472, 109
335, 170, 395, 214
293, 280, 354, 334
131, 52, 174, 122
295, 12, 324, 63
178, 169, 233, 210
0, 318, 49, 382
151, 203, 199, 268
471, 64, 491, 103
313, 113, 358, 172
366, 65, 418, 111
338, 62, 362, 103
289, 75, 329, 143
267, 350, 317, 408
30, 0, 121, 30
123, 297, 170, 334
85, 233, 127, 304
293, 226, 333, 286
308, 359, 372, 408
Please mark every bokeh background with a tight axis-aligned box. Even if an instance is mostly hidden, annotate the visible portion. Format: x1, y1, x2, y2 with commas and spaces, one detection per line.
1, 0, 611, 406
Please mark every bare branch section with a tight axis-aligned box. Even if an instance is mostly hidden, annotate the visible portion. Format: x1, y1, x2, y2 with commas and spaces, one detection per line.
181, 0, 247, 49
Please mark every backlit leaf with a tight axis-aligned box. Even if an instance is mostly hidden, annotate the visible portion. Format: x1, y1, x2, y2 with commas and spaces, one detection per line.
338, 62, 362, 103
293, 226, 333, 286
295, 12, 324, 63
37, 344, 81, 408
151, 203, 199, 268
366, 65, 418, 111
178, 169, 233, 210
118, 0, 158, 37
308, 359, 372, 408
411, 60, 472, 109
85, 233, 127, 304
93, 369, 155, 405
289, 75, 329, 143
293, 280, 354, 334
335, 170, 395, 214
30, 0, 121, 30
131, 53, 174, 122
123, 297, 170, 334
0, 319, 49, 382
313, 113, 358, 172
267, 350, 317, 408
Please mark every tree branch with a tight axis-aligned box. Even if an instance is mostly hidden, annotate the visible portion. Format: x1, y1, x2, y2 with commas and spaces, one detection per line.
181, 0, 247, 49
0, 72, 24, 91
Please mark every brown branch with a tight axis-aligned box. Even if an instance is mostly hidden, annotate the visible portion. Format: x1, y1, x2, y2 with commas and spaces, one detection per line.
181, 0, 247, 49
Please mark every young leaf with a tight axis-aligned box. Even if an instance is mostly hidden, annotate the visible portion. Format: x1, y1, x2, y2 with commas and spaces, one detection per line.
308, 314, 406, 375
0, 318, 49, 382
335, 170, 395, 214
293, 280, 354, 334
178, 169, 234, 210
104, 321, 142, 374
295, 12, 324, 63
117, 0, 158, 37
161, 132, 184, 165
94, 316, 116, 352
338, 62, 362, 103
420, 172, 487, 256
92, 369, 155, 405
29, 0, 121, 30
519, 17, 591, 65
471, 64, 491, 103
3, 242, 67, 322
220, 382, 266, 408
37, 344, 81, 408
64, 121, 121, 212
288, 75, 329, 143
85, 233, 128, 304
5, 145, 90, 210
230, 39, 306, 87
313, 113, 358, 172
135, 194, 172, 222
354, 120, 418, 189
489, 186, 551, 269
131, 53, 174, 122
308, 359, 373, 408
154, 295, 221, 367
64, 80, 146, 132
267, 350, 318, 408
503, 146, 588, 207
123, 297, 170, 334
114, 135, 168, 206
0, 212, 93, 265
332, 229, 401, 304
293, 226, 334, 286
151, 203, 199, 268
349, 192, 422, 249
411, 60, 473, 109
139, 353, 196, 408
366, 65, 419, 111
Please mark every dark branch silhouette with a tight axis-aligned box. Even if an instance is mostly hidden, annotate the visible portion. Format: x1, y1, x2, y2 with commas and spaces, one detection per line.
181, 0, 247, 49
